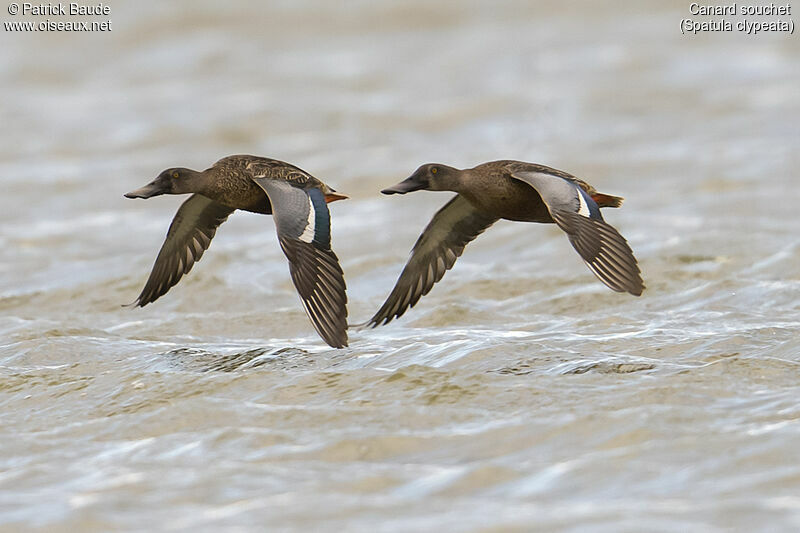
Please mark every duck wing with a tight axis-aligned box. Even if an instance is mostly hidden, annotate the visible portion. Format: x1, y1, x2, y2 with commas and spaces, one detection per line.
363, 195, 498, 327
129, 194, 234, 307
510, 170, 644, 296
252, 177, 348, 348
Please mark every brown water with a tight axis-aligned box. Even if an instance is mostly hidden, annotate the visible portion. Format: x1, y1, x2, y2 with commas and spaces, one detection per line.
2, 1, 799, 531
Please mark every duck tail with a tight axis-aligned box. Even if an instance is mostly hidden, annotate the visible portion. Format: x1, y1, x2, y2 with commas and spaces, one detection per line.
592, 193, 624, 208
324, 191, 349, 203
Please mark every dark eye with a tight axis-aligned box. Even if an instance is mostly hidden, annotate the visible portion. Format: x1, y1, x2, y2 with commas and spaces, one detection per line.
172, 171, 179, 179
431, 167, 438, 175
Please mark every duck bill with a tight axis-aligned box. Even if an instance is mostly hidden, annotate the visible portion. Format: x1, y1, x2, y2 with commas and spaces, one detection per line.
124, 180, 166, 199
381, 176, 428, 195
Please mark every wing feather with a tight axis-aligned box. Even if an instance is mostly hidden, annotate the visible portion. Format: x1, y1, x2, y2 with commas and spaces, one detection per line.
551, 209, 644, 296
510, 170, 644, 296
129, 194, 234, 307
362, 195, 497, 327
253, 178, 348, 348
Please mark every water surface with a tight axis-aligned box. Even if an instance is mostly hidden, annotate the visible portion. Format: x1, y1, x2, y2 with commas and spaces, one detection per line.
1, 1, 799, 531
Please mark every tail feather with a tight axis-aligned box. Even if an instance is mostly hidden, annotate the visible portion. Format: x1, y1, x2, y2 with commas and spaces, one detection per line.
592, 193, 624, 208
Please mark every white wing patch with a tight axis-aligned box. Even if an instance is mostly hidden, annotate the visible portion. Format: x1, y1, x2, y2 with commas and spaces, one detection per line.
576, 188, 591, 218
298, 196, 316, 243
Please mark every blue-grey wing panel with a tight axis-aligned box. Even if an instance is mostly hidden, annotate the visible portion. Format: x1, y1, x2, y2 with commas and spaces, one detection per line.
511, 170, 643, 296
252, 178, 331, 249
252, 177, 347, 347
510, 170, 602, 220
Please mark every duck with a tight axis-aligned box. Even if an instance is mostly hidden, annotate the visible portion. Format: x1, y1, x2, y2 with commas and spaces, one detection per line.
362, 160, 644, 327
124, 155, 349, 348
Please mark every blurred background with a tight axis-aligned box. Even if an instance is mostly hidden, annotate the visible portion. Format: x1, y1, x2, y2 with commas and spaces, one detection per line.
1, 1, 799, 531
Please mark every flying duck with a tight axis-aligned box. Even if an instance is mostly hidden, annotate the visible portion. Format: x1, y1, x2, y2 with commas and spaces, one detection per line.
363, 160, 644, 327
124, 155, 349, 348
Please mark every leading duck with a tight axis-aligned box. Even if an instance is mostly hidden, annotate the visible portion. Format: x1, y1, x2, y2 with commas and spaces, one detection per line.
124, 155, 349, 348
363, 160, 644, 327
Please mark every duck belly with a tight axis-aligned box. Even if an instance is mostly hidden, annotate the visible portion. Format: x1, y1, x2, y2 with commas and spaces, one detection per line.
209, 178, 272, 214
462, 179, 553, 223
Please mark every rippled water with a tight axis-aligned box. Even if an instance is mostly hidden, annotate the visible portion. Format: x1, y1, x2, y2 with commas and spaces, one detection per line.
2, 1, 799, 531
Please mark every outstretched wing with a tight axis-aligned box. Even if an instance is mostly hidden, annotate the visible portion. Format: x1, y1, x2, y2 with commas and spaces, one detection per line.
510, 170, 644, 296
363, 195, 498, 327
252, 177, 348, 348
129, 194, 234, 307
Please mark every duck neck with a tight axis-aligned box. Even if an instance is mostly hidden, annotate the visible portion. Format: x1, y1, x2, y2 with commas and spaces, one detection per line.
431, 166, 467, 194
186, 168, 213, 196
444, 168, 472, 195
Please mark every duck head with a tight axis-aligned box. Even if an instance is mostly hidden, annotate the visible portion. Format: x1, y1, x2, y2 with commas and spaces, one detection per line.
124, 167, 201, 199
381, 164, 459, 195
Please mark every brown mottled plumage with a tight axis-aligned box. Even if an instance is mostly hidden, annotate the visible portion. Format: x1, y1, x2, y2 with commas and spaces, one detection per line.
362, 160, 643, 328
124, 155, 349, 348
